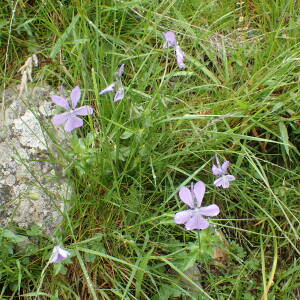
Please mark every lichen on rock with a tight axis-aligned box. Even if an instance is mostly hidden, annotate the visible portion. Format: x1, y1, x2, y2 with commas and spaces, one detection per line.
0, 85, 71, 235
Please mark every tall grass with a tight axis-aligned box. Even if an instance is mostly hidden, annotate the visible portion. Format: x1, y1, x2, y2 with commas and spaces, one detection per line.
1, 0, 299, 299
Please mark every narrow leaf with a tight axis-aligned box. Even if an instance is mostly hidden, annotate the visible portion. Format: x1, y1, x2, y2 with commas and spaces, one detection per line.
279, 122, 290, 156
50, 15, 80, 59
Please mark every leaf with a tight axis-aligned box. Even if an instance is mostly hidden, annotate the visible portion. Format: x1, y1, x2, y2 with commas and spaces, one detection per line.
120, 130, 133, 139
236, 99, 249, 109
84, 252, 97, 263
85, 132, 97, 146
26, 225, 42, 237
2, 230, 27, 244
188, 56, 221, 85
172, 249, 198, 272
0, 20, 9, 29
50, 15, 80, 59
71, 135, 86, 153
22, 292, 59, 299
279, 122, 290, 156
158, 71, 195, 80
135, 248, 153, 299
151, 284, 182, 300
102, 0, 150, 10
53, 263, 68, 276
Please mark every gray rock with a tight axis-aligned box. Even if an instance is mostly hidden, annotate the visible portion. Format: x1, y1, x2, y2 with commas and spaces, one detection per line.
0, 85, 71, 235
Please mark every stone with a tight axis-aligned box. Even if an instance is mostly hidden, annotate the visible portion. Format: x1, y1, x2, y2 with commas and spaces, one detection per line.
0, 85, 71, 235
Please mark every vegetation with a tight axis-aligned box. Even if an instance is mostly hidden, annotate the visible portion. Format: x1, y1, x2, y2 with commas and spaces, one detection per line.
1, 0, 299, 299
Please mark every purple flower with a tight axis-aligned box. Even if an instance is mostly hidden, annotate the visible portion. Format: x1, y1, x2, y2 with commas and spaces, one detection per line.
212, 155, 236, 189
174, 181, 220, 230
49, 246, 71, 263
163, 31, 177, 48
163, 31, 186, 69
99, 64, 125, 102
51, 86, 93, 132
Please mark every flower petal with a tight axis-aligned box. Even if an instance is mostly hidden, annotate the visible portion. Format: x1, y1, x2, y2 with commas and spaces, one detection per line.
73, 105, 93, 116
199, 204, 220, 216
221, 160, 230, 173
52, 112, 70, 125
58, 247, 71, 258
175, 45, 186, 69
49, 252, 59, 263
117, 64, 125, 77
212, 165, 223, 176
214, 177, 229, 188
57, 255, 68, 263
114, 87, 125, 102
51, 95, 69, 110
64, 115, 83, 132
174, 209, 194, 224
99, 83, 115, 95
185, 214, 209, 230
49, 246, 71, 263
227, 175, 236, 182
163, 31, 177, 48
179, 186, 194, 208
193, 181, 205, 207
70, 86, 81, 109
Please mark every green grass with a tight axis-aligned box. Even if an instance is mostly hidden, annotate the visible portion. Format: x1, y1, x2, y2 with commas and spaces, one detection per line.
1, 0, 300, 299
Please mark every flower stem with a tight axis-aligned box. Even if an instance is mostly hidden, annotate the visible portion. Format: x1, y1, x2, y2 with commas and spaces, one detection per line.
197, 230, 201, 258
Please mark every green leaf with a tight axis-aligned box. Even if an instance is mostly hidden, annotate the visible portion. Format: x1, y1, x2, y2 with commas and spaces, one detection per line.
151, 284, 182, 300
120, 130, 133, 139
53, 263, 68, 276
172, 249, 198, 272
26, 225, 42, 237
279, 122, 290, 156
188, 56, 221, 85
50, 14, 80, 59
84, 252, 97, 263
2, 230, 27, 244
135, 248, 153, 299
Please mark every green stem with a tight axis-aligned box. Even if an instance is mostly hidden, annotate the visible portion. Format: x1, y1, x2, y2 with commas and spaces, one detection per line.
197, 230, 201, 258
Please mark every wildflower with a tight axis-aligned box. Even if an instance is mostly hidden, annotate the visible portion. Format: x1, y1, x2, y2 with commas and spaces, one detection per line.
174, 181, 220, 230
99, 64, 125, 102
212, 155, 235, 188
49, 246, 71, 263
51, 86, 93, 132
163, 31, 186, 69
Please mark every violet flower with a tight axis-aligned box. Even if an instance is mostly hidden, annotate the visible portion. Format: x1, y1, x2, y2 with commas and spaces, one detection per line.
174, 181, 220, 230
99, 64, 125, 102
51, 86, 93, 132
163, 31, 186, 69
212, 155, 235, 188
49, 246, 71, 263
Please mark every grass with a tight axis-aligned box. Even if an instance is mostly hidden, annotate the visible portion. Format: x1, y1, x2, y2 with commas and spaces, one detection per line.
1, 0, 300, 299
